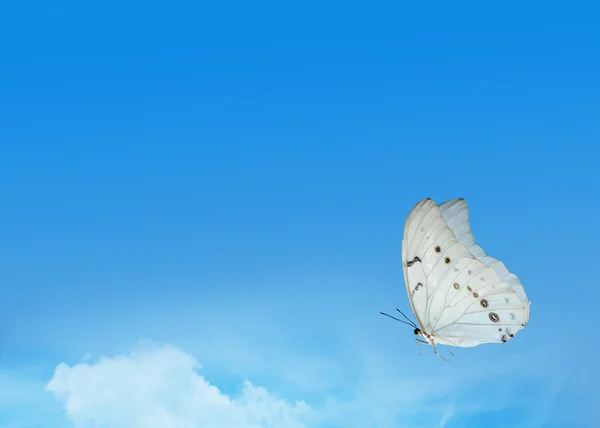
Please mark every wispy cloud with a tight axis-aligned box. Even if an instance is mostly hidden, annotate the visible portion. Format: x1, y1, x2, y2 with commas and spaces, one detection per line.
437, 405, 455, 428
41, 340, 573, 428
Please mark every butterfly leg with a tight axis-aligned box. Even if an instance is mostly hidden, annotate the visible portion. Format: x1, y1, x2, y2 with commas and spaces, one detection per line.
447, 347, 454, 357
433, 343, 449, 363
415, 338, 422, 356
415, 338, 427, 356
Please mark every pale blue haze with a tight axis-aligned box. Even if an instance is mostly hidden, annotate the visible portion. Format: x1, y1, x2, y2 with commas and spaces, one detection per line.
0, 1, 598, 427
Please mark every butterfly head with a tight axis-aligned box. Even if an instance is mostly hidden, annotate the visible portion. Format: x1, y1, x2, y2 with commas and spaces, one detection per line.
413, 328, 421, 335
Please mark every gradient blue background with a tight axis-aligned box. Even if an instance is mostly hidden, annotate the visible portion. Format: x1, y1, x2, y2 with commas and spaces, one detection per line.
1, 1, 598, 427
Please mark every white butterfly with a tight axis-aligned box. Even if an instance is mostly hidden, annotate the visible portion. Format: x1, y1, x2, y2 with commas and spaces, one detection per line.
382, 198, 531, 362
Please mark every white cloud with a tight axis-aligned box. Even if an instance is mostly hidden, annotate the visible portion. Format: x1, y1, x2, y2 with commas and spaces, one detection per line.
46, 344, 311, 428
44, 339, 571, 428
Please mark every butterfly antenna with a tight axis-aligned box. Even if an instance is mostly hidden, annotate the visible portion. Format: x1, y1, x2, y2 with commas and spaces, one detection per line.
380, 311, 415, 327
395, 308, 418, 329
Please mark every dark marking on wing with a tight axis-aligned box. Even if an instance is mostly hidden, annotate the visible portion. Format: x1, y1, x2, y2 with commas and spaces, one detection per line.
406, 257, 422, 267
411, 282, 423, 297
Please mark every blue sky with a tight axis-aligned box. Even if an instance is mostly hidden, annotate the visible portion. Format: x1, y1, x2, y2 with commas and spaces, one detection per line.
1, 1, 599, 427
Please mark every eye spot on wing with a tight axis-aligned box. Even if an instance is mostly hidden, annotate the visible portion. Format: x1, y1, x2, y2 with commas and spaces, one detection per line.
444, 257, 451, 264
467, 286, 473, 292
453, 283, 460, 290
435, 246, 441, 253
489, 312, 500, 323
